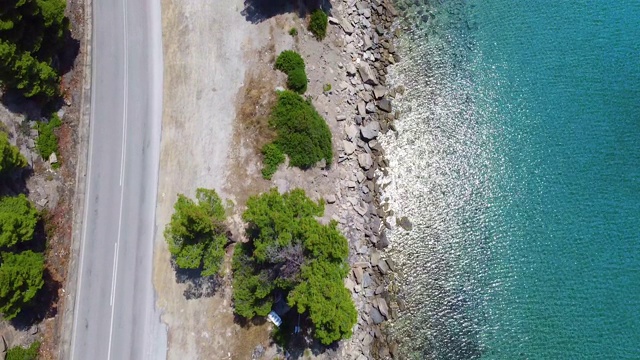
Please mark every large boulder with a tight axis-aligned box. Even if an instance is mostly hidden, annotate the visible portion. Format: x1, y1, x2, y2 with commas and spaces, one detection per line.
360, 121, 380, 140
358, 63, 379, 85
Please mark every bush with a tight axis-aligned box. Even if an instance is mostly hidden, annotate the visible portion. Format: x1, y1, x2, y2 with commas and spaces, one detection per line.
0, 194, 40, 249
164, 188, 229, 277
286, 67, 307, 94
36, 114, 62, 161
268, 90, 332, 169
323, 83, 332, 92
309, 9, 328, 40
0, 251, 45, 320
231, 189, 356, 345
275, 50, 305, 75
261, 143, 285, 180
7, 341, 40, 360
0, 132, 27, 176
288, 28, 298, 36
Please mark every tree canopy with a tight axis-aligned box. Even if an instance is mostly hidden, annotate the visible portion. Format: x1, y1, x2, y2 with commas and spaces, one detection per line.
0, 251, 45, 320
0, 194, 39, 249
0, 132, 27, 176
232, 188, 356, 344
0, 0, 69, 98
164, 188, 229, 277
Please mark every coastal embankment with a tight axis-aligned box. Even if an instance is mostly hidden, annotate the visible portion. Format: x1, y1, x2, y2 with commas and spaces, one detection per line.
154, 0, 405, 358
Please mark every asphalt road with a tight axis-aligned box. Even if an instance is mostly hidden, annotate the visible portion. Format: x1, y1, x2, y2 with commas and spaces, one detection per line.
69, 0, 166, 358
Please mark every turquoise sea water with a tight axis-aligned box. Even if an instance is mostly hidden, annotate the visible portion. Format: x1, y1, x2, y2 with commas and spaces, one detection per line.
382, 1, 640, 359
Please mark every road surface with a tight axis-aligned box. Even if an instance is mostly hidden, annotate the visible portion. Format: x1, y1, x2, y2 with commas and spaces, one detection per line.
69, 0, 166, 358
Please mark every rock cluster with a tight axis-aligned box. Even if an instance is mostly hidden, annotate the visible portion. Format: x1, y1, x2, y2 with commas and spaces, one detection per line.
325, 0, 405, 358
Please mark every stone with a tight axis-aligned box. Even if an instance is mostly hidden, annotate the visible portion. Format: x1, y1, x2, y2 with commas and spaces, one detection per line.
398, 216, 413, 230
371, 216, 381, 235
378, 98, 392, 112
36, 198, 48, 207
353, 267, 364, 284
363, 35, 373, 50
378, 259, 390, 274
370, 307, 384, 324
386, 258, 396, 271
360, 121, 380, 140
375, 285, 385, 295
328, 16, 339, 24
357, 101, 366, 116
358, 63, 378, 85
326, 194, 337, 204
362, 272, 372, 288
346, 62, 357, 76
355, 203, 368, 216
376, 24, 385, 35
49, 152, 58, 164
356, 170, 366, 183
344, 277, 355, 292
336, 114, 347, 121
354, 261, 370, 268
373, 85, 387, 99
377, 230, 390, 249
370, 250, 381, 267
340, 18, 355, 34
343, 140, 356, 155
358, 153, 373, 170
365, 102, 376, 113
346, 124, 358, 140
377, 297, 389, 318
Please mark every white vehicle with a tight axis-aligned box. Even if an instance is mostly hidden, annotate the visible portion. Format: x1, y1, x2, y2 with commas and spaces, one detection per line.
267, 311, 283, 327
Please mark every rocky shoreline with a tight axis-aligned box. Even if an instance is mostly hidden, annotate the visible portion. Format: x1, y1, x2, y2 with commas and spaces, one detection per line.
322, 0, 405, 358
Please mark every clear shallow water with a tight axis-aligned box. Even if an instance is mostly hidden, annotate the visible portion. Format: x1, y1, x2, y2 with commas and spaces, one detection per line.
381, 1, 640, 359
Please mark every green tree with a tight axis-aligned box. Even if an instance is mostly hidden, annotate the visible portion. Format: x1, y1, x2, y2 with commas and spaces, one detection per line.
0, 251, 45, 320
0, 132, 27, 176
232, 189, 357, 344
0, 195, 39, 249
288, 260, 357, 345
267, 90, 333, 169
0, 0, 69, 98
274, 50, 304, 75
286, 67, 307, 94
260, 143, 285, 180
164, 188, 228, 277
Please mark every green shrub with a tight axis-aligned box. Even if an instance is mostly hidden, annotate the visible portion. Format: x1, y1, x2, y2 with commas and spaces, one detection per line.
323, 83, 332, 92
275, 50, 305, 75
0, 194, 40, 249
269, 90, 332, 169
164, 188, 229, 277
0, 132, 27, 176
261, 143, 285, 180
286, 67, 308, 94
0, 251, 45, 320
289, 28, 298, 36
308, 9, 328, 40
7, 341, 40, 360
36, 114, 62, 160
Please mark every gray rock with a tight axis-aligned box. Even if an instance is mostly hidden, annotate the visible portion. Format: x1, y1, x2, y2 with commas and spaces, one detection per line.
328, 16, 339, 24
376, 24, 385, 35
378, 259, 390, 274
371, 216, 381, 235
365, 102, 376, 113
354, 115, 363, 125
375, 285, 385, 295
398, 216, 413, 230
386, 258, 396, 271
340, 18, 355, 34
360, 121, 380, 140
357, 101, 366, 116
377, 297, 389, 318
362, 272, 372, 288
370, 307, 384, 324
325, 194, 337, 204
378, 98, 392, 112
344, 277, 355, 292
336, 114, 347, 121
346, 124, 359, 140
363, 35, 373, 50
346, 62, 357, 76
370, 250, 381, 267
358, 63, 379, 85
343, 140, 356, 155
358, 153, 373, 170
377, 230, 390, 249
49, 152, 58, 164
353, 267, 364, 284
373, 85, 387, 99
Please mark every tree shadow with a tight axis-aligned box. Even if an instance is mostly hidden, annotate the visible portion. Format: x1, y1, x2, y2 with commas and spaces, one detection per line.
171, 261, 221, 299
10, 268, 60, 330
268, 310, 338, 359
241, 0, 332, 24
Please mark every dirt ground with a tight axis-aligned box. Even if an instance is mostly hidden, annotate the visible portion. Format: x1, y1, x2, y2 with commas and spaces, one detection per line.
156, 0, 369, 358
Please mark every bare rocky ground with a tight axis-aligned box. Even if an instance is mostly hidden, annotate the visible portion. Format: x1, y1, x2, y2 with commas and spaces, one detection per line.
157, 0, 402, 359
0, 0, 87, 358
